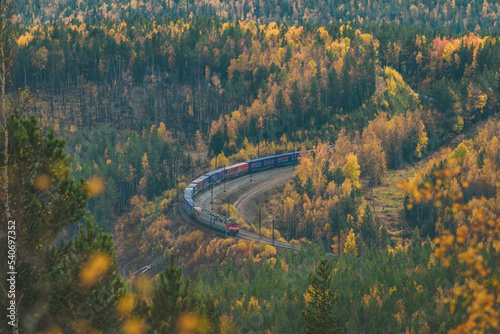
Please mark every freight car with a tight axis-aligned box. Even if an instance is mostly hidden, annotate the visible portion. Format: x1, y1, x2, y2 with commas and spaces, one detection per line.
182, 144, 336, 236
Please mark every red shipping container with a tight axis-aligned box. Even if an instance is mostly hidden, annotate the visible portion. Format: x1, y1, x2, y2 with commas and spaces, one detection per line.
226, 162, 249, 177
191, 178, 204, 191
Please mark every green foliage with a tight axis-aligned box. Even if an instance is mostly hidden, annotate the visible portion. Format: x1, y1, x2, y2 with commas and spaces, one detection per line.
141, 254, 201, 333
15, 0, 500, 35
47, 216, 125, 332
476, 147, 485, 168
193, 243, 464, 333
304, 176, 314, 200
450, 143, 469, 165
0, 110, 87, 331
202, 294, 222, 334
1, 110, 87, 251
69, 125, 185, 230
301, 259, 339, 334
331, 167, 346, 185
361, 205, 377, 249
411, 226, 421, 248
378, 224, 389, 251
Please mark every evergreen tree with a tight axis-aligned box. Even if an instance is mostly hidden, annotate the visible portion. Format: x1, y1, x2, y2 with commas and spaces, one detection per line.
0, 110, 87, 331
379, 224, 389, 251
331, 167, 346, 185
293, 174, 304, 196
202, 293, 221, 334
477, 147, 485, 168
301, 258, 339, 334
142, 254, 201, 333
305, 176, 314, 199
327, 67, 340, 111
322, 160, 334, 183
47, 216, 125, 332
361, 205, 376, 248
411, 226, 421, 248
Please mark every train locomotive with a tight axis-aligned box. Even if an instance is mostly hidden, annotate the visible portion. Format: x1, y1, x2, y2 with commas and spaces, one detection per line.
183, 145, 335, 236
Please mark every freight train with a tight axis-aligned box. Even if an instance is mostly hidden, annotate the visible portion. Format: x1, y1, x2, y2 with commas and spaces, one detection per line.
183, 145, 335, 235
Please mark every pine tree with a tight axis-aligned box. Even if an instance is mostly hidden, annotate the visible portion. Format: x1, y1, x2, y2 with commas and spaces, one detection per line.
411, 226, 421, 248
1, 110, 87, 331
202, 293, 222, 334
305, 176, 314, 199
301, 259, 339, 334
47, 216, 125, 332
143, 254, 201, 332
379, 224, 389, 251
327, 67, 340, 111
322, 160, 334, 183
477, 147, 485, 168
361, 205, 376, 248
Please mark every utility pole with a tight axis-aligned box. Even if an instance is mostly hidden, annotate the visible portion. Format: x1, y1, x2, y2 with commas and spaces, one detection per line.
250, 155, 253, 182
293, 142, 297, 165
272, 219, 275, 245
211, 182, 214, 211
224, 164, 226, 192
225, 196, 230, 238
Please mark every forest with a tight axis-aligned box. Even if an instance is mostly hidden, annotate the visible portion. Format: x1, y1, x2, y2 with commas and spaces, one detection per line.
1, 0, 499, 333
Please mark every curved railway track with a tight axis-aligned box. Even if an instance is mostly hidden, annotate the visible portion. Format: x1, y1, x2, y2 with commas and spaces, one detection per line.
182, 167, 300, 251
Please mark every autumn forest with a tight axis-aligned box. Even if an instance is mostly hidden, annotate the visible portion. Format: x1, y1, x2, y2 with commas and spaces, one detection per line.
1, 0, 499, 333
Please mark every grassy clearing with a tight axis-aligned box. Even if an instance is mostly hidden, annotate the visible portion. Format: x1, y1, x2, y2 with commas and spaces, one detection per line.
362, 168, 416, 239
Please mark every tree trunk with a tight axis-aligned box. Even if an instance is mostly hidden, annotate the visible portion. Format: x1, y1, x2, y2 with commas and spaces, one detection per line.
1, 43, 12, 221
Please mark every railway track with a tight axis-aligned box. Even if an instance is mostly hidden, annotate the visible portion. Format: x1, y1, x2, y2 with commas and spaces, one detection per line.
183, 167, 302, 251
182, 166, 336, 257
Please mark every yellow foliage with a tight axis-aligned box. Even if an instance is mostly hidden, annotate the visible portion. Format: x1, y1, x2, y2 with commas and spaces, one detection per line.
344, 228, 358, 256
122, 317, 146, 334
177, 312, 202, 334
402, 119, 500, 333
34, 174, 51, 190
304, 286, 313, 304
79, 252, 111, 288
344, 154, 361, 189
85, 176, 105, 198
117, 294, 136, 315
39, 325, 64, 334
260, 244, 277, 258
17, 32, 34, 46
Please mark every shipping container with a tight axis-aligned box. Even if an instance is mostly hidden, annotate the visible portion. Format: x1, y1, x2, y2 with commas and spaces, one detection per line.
275, 152, 300, 166
226, 162, 249, 177
187, 183, 197, 196
246, 156, 275, 171
191, 178, 204, 191
206, 168, 227, 183
199, 175, 210, 188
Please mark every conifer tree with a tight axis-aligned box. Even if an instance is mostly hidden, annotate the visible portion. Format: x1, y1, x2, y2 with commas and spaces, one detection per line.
202, 293, 222, 334
411, 226, 421, 248
47, 216, 125, 332
142, 254, 201, 333
301, 258, 339, 334
379, 224, 389, 251
1, 110, 87, 331
361, 205, 376, 248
